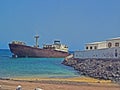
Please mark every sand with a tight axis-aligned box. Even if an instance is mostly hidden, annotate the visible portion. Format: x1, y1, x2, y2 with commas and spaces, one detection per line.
0, 77, 120, 90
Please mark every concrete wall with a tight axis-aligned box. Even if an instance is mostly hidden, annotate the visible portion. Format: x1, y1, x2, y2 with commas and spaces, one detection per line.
74, 47, 120, 59
97, 42, 107, 49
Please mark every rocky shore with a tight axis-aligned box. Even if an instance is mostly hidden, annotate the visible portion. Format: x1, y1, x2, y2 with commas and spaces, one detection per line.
62, 57, 120, 83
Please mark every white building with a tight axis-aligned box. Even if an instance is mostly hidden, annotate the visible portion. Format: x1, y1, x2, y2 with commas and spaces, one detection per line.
85, 41, 107, 50
85, 37, 120, 50
74, 37, 120, 59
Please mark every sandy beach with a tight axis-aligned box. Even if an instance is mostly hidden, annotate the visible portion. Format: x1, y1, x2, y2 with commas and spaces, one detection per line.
0, 77, 120, 90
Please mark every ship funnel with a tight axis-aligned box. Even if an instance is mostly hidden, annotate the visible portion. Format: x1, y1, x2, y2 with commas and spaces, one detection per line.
34, 35, 39, 48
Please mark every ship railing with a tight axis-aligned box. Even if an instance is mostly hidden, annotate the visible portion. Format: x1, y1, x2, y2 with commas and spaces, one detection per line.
11, 41, 26, 45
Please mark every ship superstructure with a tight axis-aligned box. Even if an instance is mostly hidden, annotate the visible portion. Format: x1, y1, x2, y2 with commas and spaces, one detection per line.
43, 40, 68, 52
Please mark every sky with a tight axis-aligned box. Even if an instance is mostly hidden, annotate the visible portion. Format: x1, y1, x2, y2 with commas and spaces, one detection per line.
0, 0, 120, 50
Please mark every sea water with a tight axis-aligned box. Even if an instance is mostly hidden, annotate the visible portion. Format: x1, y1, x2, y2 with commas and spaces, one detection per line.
0, 49, 79, 78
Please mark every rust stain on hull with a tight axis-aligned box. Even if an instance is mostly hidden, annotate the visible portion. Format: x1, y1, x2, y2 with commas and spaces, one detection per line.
9, 44, 69, 58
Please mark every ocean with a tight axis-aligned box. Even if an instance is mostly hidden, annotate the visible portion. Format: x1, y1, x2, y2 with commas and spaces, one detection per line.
0, 49, 79, 78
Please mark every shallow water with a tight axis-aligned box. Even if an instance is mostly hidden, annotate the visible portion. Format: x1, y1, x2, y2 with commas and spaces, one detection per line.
0, 49, 79, 78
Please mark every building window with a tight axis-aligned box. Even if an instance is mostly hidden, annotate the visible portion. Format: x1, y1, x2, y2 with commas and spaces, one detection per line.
90, 46, 92, 50
115, 49, 118, 57
115, 42, 119, 47
86, 46, 88, 50
94, 46, 97, 49
76, 55, 78, 57
108, 42, 112, 48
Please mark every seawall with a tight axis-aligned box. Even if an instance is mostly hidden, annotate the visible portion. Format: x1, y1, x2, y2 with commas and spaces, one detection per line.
62, 56, 120, 83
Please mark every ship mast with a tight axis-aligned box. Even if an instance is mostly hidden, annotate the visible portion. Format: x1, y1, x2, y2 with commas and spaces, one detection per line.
34, 35, 39, 48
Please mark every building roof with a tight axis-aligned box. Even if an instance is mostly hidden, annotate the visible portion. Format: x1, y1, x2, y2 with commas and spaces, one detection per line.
86, 41, 106, 45
85, 37, 120, 45
107, 37, 120, 41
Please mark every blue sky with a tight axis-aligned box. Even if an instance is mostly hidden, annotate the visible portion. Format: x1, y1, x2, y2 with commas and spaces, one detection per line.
0, 0, 120, 50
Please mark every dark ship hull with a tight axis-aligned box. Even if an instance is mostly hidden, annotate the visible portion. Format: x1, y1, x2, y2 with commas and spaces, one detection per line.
9, 44, 69, 58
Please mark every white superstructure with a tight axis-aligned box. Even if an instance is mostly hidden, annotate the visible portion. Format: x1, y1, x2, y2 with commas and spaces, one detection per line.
43, 41, 68, 52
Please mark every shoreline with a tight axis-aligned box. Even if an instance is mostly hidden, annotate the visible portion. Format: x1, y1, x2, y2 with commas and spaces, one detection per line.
11, 76, 112, 83
0, 76, 120, 90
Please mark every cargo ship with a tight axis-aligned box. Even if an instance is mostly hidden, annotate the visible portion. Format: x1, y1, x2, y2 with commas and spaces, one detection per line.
9, 35, 69, 58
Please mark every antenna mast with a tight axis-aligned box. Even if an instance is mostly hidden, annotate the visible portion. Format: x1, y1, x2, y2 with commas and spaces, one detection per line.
34, 35, 39, 48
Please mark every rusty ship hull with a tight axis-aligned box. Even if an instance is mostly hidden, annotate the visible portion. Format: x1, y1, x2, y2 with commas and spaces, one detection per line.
9, 44, 69, 58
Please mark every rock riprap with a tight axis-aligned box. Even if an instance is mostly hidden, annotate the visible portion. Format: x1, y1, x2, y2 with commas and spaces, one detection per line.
62, 58, 120, 83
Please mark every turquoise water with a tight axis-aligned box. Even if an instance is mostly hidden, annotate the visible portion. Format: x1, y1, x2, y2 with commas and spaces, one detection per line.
0, 49, 79, 78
